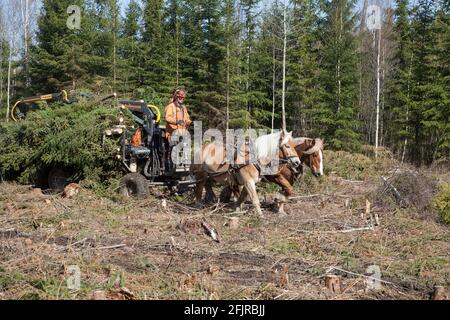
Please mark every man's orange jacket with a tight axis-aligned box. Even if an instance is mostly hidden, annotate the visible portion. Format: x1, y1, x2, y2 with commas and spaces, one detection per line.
164, 102, 192, 140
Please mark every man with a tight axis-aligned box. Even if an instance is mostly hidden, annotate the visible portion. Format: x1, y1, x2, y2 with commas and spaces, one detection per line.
164, 89, 192, 142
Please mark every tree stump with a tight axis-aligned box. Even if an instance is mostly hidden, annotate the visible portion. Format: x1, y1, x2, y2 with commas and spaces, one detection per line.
92, 290, 107, 300
344, 199, 350, 208
431, 286, 446, 300
325, 275, 341, 294
227, 217, 239, 230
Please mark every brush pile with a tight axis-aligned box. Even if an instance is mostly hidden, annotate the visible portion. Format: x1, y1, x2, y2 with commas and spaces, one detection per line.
0, 99, 130, 186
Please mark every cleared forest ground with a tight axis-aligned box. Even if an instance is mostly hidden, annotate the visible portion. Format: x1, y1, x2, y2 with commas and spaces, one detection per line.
0, 151, 449, 300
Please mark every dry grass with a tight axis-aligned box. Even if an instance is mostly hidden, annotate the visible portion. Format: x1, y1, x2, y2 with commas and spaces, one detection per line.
0, 161, 449, 300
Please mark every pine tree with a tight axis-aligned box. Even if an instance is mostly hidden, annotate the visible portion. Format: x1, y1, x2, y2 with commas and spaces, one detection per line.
238, 0, 267, 129
416, 0, 449, 165
194, 0, 228, 128
88, 0, 121, 92
0, 39, 9, 117
287, 0, 322, 136
408, 0, 442, 165
253, 1, 283, 130
119, 0, 142, 93
315, 0, 360, 151
29, 0, 111, 93
165, 0, 183, 88
386, 0, 414, 160
430, 0, 450, 165
141, 0, 173, 95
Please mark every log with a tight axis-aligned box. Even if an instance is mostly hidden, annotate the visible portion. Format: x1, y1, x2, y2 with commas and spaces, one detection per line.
325, 275, 341, 294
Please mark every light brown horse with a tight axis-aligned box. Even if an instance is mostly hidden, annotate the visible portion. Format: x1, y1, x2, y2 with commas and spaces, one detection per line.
264, 137, 324, 213
191, 130, 301, 215
218, 137, 324, 214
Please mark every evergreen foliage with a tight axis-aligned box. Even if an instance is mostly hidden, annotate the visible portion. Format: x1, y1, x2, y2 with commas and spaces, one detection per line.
0, 0, 447, 167
0, 100, 129, 184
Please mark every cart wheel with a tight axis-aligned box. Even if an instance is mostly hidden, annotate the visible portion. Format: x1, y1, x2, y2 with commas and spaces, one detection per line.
48, 167, 71, 192
119, 173, 149, 198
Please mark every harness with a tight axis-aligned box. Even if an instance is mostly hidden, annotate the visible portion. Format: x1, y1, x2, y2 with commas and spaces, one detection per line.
204, 140, 297, 182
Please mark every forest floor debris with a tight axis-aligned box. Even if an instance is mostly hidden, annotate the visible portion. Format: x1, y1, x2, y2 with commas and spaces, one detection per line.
0, 163, 449, 300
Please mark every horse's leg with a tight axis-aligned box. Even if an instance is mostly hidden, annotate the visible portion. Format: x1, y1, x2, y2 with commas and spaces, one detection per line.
231, 185, 241, 202
234, 186, 248, 211
245, 180, 263, 216
219, 185, 232, 203
273, 175, 294, 214
220, 184, 241, 203
194, 177, 206, 207
204, 178, 217, 203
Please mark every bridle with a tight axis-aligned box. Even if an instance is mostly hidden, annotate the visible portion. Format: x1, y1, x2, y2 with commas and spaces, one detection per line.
279, 141, 301, 173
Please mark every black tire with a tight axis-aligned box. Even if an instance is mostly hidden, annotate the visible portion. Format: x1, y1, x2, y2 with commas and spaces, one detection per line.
48, 167, 71, 192
119, 173, 149, 198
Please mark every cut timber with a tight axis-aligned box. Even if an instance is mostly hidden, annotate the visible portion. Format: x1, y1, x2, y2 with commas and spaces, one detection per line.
325, 275, 341, 294
431, 286, 446, 300
363, 199, 371, 219
92, 290, 107, 300
62, 183, 80, 198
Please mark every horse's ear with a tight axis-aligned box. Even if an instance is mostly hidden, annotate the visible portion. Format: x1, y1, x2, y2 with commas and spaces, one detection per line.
288, 131, 293, 137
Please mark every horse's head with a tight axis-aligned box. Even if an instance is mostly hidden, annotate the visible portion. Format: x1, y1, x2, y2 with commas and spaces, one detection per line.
279, 130, 301, 170
295, 138, 324, 177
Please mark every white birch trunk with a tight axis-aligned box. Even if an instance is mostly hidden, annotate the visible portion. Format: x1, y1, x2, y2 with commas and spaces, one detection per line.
281, 5, 287, 131
337, 7, 342, 113
226, 42, 230, 130
272, 44, 276, 133
6, 41, 12, 121
375, 27, 381, 158
401, 52, 414, 163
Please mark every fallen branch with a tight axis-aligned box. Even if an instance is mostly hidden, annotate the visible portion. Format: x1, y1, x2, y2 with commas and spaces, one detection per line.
381, 176, 402, 202
70, 238, 88, 247
95, 244, 127, 250
295, 226, 375, 234
289, 194, 323, 200
338, 226, 375, 233
340, 179, 365, 183
325, 266, 396, 286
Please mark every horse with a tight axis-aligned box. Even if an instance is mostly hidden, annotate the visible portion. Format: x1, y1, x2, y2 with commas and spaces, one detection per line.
264, 137, 324, 214
191, 129, 301, 216
218, 137, 324, 214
